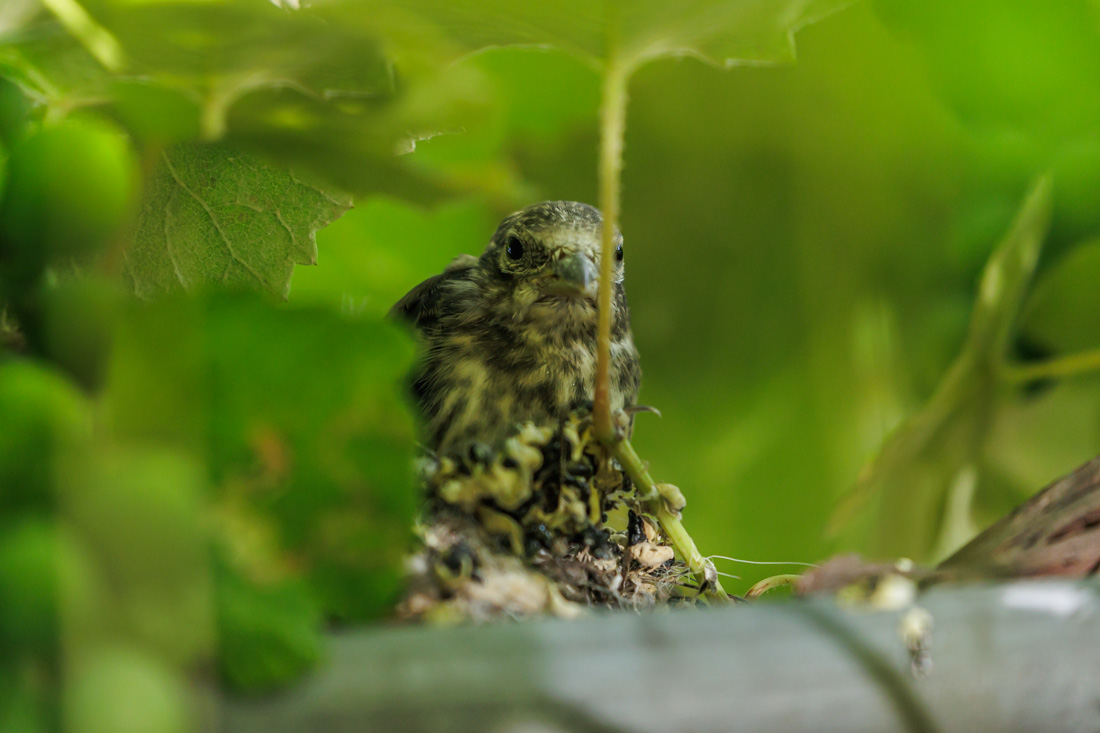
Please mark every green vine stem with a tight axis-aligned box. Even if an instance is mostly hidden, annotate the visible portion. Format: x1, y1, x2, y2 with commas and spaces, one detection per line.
612, 438, 729, 601
745, 574, 801, 599
594, 18, 727, 601
594, 56, 628, 445
1001, 348, 1100, 386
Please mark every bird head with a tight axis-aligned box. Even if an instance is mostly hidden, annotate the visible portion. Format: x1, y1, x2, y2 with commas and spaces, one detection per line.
480, 201, 624, 315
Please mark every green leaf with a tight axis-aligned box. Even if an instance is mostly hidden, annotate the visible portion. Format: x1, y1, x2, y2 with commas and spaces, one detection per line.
402, 47, 599, 199
1019, 239, 1100, 354
829, 176, 1052, 560
617, 0, 858, 69
964, 178, 1051, 360
101, 293, 418, 685
106, 293, 418, 624
360, 0, 856, 72
360, 0, 849, 71
0, 23, 112, 118
45, 1, 489, 171
126, 142, 351, 299
2, 7, 489, 193
481, 49, 600, 140
47, 0, 396, 137
214, 559, 322, 691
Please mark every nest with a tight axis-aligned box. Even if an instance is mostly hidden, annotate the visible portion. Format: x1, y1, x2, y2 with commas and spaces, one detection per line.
399, 411, 700, 622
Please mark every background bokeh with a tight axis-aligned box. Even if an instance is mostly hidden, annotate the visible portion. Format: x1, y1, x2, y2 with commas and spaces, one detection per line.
2, 0, 1100, 727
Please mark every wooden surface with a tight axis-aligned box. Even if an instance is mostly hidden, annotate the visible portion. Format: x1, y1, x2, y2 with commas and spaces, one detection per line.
941, 455, 1100, 579
205, 579, 1100, 733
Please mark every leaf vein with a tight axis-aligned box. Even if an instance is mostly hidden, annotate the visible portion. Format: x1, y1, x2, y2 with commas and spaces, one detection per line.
161, 150, 267, 288
273, 208, 298, 255
163, 184, 189, 291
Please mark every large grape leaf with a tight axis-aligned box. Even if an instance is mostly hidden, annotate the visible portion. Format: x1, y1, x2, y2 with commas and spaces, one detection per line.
43, 0, 397, 137
333, 0, 856, 73
16, 0, 857, 127
0, 12, 480, 297
0, 4, 489, 187
125, 143, 351, 299
616, 0, 856, 68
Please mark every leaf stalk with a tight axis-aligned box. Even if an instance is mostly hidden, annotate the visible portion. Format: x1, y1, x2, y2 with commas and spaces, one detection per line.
1001, 348, 1100, 386
594, 59, 629, 445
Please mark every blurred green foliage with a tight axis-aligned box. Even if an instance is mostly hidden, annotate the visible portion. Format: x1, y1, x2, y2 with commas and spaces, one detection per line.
2, 0, 1100, 727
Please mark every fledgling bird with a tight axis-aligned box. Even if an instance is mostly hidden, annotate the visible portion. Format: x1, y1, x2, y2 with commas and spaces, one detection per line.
391, 201, 641, 456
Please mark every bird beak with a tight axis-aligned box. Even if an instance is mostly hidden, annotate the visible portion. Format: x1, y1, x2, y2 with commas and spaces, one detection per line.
546, 253, 598, 297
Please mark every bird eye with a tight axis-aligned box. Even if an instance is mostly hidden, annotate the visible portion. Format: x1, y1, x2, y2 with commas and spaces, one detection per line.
615, 243, 624, 262
505, 236, 524, 260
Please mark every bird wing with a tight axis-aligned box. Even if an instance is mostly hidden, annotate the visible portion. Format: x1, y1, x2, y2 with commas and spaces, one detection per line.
389, 255, 478, 332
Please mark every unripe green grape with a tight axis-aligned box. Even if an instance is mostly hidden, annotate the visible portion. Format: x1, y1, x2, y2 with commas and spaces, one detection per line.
0, 362, 88, 516
0, 117, 136, 292
0, 519, 102, 657
0, 520, 61, 652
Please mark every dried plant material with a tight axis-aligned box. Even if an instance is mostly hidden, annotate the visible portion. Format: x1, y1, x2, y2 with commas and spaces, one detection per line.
744, 574, 799, 599
899, 606, 934, 678
796, 554, 926, 595
631, 542, 675, 569
836, 574, 918, 612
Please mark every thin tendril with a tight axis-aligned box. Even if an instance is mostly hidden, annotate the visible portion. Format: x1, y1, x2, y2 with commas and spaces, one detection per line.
707, 555, 820, 569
